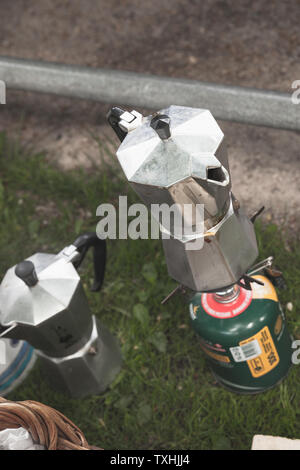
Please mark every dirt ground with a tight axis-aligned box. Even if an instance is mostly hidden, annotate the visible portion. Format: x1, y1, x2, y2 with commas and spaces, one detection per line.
0, 0, 299, 237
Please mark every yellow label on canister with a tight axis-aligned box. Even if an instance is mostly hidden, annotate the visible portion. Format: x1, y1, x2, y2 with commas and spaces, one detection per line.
200, 344, 231, 363
252, 275, 278, 302
240, 326, 279, 378
274, 314, 283, 336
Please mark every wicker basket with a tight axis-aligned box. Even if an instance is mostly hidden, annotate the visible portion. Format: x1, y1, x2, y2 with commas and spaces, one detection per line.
0, 397, 101, 450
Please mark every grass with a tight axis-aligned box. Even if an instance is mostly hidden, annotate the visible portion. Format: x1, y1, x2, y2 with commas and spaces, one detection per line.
0, 131, 300, 450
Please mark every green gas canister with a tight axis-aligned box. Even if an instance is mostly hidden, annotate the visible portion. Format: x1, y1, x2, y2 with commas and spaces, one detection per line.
189, 275, 292, 393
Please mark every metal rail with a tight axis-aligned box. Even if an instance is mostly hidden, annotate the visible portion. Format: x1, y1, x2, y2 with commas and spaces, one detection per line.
0, 56, 299, 131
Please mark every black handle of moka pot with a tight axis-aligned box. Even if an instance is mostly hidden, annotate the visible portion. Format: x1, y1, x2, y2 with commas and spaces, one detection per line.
72, 232, 106, 292
107, 107, 128, 142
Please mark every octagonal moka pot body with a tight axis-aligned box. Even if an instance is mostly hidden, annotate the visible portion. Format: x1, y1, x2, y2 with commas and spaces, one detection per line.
108, 105, 258, 292
0, 233, 122, 398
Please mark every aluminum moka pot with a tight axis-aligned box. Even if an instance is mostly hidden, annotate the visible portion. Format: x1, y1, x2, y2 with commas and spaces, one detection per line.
0, 233, 122, 398
108, 105, 258, 292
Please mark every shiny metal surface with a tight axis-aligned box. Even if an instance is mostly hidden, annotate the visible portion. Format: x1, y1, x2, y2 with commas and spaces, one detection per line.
0, 241, 122, 397
37, 316, 122, 398
214, 285, 240, 303
162, 196, 258, 291
0, 250, 92, 357
117, 105, 231, 234
112, 105, 259, 291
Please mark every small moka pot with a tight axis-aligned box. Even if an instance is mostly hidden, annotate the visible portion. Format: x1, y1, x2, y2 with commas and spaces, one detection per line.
0, 233, 122, 398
